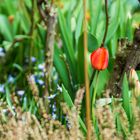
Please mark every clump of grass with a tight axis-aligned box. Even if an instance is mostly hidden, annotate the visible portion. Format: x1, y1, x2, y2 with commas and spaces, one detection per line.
27, 74, 39, 102
96, 105, 118, 140
1, 93, 140, 140
0, 102, 84, 140
0, 81, 85, 140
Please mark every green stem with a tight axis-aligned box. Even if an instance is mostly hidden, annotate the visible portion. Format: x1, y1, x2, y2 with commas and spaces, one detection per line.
29, 0, 35, 69
92, 71, 99, 123
101, 0, 109, 47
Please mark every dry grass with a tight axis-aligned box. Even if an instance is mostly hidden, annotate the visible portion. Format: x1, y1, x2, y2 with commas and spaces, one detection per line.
1, 73, 140, 140
1, 96, 140, 140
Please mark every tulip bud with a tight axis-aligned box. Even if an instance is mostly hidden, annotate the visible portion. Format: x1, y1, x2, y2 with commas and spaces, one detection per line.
134, 80, 140, 97
129, 68, 139, 88
90, 47, 109, 70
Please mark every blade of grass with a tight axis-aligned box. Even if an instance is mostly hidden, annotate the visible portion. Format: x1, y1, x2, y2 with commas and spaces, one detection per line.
5, 84, 15, 116
122, 73, 133, 124
62, 85, 87, 135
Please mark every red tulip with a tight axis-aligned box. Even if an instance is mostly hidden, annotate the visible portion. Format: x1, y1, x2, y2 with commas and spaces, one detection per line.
90, 47, 109, 70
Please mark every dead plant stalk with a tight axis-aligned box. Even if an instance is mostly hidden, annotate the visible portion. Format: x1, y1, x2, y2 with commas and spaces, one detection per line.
83, 0, 91, 139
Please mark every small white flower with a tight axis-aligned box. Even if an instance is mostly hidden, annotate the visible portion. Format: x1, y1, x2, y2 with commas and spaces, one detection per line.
0, 84, 5, 93
48, 94, 57, 99
37, 79, 44, 85
52, 112, 57, 120
2, 109, 8, 113
8, 75, 14, 83
0, 47, 4, 52
17, 90, 25, 96
0, 48, 5, 57
0, 52, 5, 57
57, 85, 62, 92
52, 104, 56, 112
38, 63, 45, 70
31, 56, 36, 63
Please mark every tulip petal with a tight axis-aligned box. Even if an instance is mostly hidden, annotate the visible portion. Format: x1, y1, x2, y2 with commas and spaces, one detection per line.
90, 47, 109, 70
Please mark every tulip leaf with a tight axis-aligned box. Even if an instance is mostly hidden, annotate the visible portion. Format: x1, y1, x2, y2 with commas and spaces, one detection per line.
116, 113, 128, 137
77, 34, 84, 84
136, 70, 140, 80
37, 24, 46, 45
58, 9, 76, 84
75, 9, 83, 46
89, 0, 102, 35
54, 44, 73, 94
122, 73, 133, 123
62, 85, 73, 107
106, 0, 120, 43
62, 85, 87, 134
88, 33, 98, 52
91, 70, 110, 97
116, 114, 122, 134
0, 15, 13, 41
5, 85, 15, 116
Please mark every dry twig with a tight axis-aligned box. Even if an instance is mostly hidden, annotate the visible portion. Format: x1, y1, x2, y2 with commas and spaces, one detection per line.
37, 0, 57, 97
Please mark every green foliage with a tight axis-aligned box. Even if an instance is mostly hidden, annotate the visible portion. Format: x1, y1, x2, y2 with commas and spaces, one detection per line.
54, 44, 73, 94
122, 73, 133, 125
62, 85, 87, 134
0, 0, 140, 139
0, 15, 13, 41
